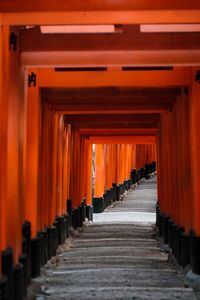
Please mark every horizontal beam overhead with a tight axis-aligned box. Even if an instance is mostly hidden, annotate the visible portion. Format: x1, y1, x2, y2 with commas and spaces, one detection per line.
79, 128, 157, 135
42, 86, 180, 101
42, 87, 178, 113
64, 113, 160, 123
88, 136, 156, 144
2, 11, 200, 26
1, 1, 200, 12
20, 27, 200, 52
22, 50, 200, 67
34, 68, 191, 88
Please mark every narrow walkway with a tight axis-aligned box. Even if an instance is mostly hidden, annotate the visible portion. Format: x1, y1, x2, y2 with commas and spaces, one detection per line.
39, 176, 197, 300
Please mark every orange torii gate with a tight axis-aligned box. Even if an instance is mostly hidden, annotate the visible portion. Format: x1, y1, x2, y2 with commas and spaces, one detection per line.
2, 9, 200, 297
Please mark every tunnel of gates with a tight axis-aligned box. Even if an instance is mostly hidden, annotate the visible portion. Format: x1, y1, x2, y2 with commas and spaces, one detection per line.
1, 24, 200, 300
1, 65, 200, 300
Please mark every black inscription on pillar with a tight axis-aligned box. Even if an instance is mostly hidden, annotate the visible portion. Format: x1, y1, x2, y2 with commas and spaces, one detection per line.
9, 32, 17, 51
195, 70, 200, 84
28, 72, 37, 87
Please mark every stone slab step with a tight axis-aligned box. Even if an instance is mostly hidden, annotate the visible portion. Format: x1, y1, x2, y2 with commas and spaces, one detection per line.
45, 286, 197, 300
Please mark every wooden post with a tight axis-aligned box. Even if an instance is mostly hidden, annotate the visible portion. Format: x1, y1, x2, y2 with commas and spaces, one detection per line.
190, 69, 200, 235
94, 144, 105, 197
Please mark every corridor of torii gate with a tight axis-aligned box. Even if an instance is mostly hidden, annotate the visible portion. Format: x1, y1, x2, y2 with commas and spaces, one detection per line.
1, 1, 200, 299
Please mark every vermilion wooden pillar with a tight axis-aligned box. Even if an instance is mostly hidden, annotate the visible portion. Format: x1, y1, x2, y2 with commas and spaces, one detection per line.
159, 112, 174, 218
62, 124, 71, 211
49, 112, 58, 224
25, 68, 40, 239
190, 70, 200, 235
175, 90, 192, 233
41, 103, 51, 227
94, 144, 105, 197
0, 25, 9, 271
65, 124, 71, 204
85, 140, 93, 205
0, 25, 25, 265
56, 114, 64, 217
6, 26, 24, 263
69, 128, 82, 208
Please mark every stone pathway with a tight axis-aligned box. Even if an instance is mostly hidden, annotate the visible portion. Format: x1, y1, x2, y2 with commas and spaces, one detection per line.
33, 176, 197, 300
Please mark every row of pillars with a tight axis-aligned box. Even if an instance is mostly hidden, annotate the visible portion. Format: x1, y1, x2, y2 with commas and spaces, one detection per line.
156, 83, 200, 275
0, 26, 157, 299
93, 143, 156, 213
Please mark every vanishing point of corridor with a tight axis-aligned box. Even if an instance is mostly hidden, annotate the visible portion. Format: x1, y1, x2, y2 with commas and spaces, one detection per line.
30, 176, 197, 300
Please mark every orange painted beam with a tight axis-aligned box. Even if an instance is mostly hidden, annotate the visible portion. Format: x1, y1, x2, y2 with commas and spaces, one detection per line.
36, 68, 191, 88
21, 28, 200, 53
21, 50, 200, 67
2, 10, 200, 26
89, 136, 156, 144
1, 0, 200, 12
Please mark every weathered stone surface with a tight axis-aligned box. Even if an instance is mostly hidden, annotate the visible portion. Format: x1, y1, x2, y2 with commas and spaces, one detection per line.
28, 176, 197, 300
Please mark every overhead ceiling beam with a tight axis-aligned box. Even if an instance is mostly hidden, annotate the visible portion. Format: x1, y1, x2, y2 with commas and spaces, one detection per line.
79, 128, 157, 135
88, 136, 156, 144
20, 28, 200, 52
1, 1, 200, 12
35, 68, 191, 88
21, 50, 200, 67
64, 113, 160, 123
41, 86, 180, 101
2, 11, 200, 26
41, 87, 177, 113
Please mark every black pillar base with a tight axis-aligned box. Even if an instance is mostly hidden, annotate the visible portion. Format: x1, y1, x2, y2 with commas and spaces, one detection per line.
131, 169, 137, 184
47, 227, 54, 259
149, 163, 153, 174
67, 199, 72, 215
144, 163, 150, 179
66, 214, 70, 238
158, 212, 163, 237
0, 275, 9, 300
106, 190, 111, 206
53, 220, 59, 252
93, 197, 104, 213
79, 205, 85, 228
152, 161, 156, 172
31, 235, 41, 278
140, 168, 145, 179
40, 228, 48, 266
112, 183, 117, 202
56, 216, 66, 245
22, 221, 31, 284
74, 208, 81, 228
162, 215, 169, 244
116, 185, 120, 201
13, 263, 24, 300
1, 247, 14, 300
180, 233, 190, 267
156, 204, 159, 227
174, 226, 184, 263
168, 219, 174, 249
190, 231, 200, 274
86, 205, 93, 221
18, 254, 27, 296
